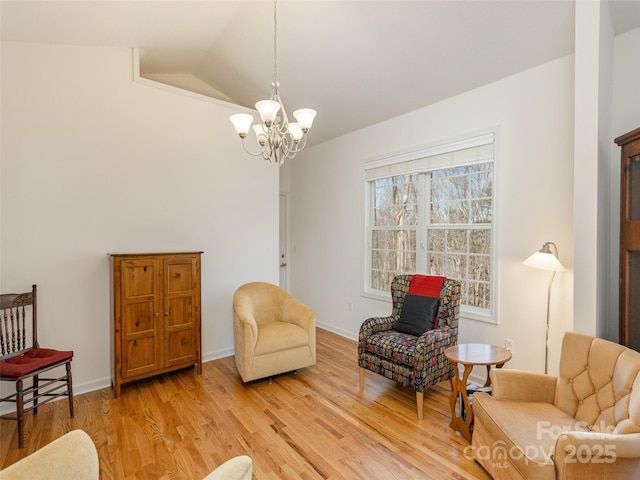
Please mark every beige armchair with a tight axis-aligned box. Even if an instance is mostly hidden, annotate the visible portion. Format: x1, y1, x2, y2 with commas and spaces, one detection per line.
233, 282, 316, 383
471, 331, 640, 480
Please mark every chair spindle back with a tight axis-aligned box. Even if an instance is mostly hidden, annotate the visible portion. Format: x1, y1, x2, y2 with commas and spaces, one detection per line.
0, 285, 37, 357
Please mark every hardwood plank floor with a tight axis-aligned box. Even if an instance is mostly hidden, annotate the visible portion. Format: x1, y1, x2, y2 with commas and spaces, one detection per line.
1, 329, 490, 479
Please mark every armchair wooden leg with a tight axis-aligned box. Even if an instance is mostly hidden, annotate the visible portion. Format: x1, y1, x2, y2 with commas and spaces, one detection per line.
359, 368, 365, 392
33, 374, 39, 415
66, 362, 74, 417
416, 391, 424, 420
16, 379, 24, 449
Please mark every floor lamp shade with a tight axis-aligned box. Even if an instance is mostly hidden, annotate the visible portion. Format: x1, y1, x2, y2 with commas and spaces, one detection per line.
523, 243, 565, 272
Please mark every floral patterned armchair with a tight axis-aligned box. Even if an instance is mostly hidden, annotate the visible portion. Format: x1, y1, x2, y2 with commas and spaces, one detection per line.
358, 274, 461, 419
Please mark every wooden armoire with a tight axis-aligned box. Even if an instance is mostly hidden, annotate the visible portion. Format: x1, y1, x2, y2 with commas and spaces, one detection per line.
616, 128, 640, 352
110, 252, 202, 397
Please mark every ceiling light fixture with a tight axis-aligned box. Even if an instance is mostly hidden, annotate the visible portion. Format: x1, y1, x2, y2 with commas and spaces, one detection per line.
230, 0, 316, 166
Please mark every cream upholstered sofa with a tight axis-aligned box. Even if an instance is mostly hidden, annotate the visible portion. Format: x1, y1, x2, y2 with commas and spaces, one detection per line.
204, 456, 253, 480
471, 331, 640, 480
0, 430, 98, 480
233, 282, 316, 382
0, 430, 253, 480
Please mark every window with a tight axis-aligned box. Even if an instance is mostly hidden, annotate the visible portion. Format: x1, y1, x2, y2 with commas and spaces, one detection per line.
364, 132, 496, 322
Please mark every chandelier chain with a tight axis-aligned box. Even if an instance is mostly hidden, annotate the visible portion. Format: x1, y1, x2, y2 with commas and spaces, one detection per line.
273, 0, 278, 89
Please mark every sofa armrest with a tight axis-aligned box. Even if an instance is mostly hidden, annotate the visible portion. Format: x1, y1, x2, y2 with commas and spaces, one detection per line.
490, 369, 556, 403
554, 432, 640, 477
202, 455, 253, 480
0, 430, 99, 480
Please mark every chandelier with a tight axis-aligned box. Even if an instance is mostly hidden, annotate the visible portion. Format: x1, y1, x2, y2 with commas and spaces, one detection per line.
230, 0, 316, 166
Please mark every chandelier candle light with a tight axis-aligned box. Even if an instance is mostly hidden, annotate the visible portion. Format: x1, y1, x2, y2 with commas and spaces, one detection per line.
523, 242, 565, 374
230, 0, 316, 166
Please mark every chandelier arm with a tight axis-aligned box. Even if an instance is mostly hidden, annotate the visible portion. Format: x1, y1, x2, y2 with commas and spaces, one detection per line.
261, 144, 273, 164
282, 134, 308, 156
279, 135, 292, 156
262, 137, 275, 164
292, 135, 308, 152
282, 149, 297, 163
272, 142, 281, 165
274, 133, 308, 164
240, 138, 268, 158
268, 117, 289, 137
276, 144, 295, 165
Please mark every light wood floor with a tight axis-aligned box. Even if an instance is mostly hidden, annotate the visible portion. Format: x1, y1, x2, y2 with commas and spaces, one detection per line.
1, 328, 491, 479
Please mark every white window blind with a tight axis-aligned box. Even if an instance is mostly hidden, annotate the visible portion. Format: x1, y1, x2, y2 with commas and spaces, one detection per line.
365, 133, 494, 180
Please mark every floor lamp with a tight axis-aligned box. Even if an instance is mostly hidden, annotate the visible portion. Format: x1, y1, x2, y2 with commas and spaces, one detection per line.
523, 242, 565, 374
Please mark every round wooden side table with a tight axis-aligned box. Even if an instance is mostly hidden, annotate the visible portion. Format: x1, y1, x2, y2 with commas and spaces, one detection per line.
444, 343, 512, 442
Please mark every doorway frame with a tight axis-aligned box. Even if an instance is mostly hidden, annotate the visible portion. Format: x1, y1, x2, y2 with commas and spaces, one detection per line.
279, 192, 291, 291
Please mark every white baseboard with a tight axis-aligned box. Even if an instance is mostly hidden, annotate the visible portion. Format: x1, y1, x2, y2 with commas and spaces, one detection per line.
317, 322, 357, 342
202, 348, 234, 363
76, 376, 112, 395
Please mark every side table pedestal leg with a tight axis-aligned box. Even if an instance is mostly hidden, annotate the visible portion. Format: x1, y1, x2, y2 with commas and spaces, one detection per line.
448, 362, 474, 442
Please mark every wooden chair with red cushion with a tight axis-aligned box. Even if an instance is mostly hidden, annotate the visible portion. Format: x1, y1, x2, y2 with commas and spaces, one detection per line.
0, 285, 74, 448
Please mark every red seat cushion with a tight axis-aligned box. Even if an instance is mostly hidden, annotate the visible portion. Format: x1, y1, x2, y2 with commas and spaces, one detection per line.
0, 348, 73, 378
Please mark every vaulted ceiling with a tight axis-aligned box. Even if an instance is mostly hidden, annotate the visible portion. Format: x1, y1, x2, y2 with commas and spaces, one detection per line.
2, 1, 639, 146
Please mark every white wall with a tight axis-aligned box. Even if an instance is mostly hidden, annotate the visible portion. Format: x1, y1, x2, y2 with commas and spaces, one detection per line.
141, 72, 234, 103
611, 28, 640, 136
0, 42, 280, 395
289, 55, 575, 375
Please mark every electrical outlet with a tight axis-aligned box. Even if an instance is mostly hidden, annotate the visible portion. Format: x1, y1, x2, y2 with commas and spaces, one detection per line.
505, 338, 514, 353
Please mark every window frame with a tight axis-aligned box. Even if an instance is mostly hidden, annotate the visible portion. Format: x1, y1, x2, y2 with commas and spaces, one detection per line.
362, 129, 499, 324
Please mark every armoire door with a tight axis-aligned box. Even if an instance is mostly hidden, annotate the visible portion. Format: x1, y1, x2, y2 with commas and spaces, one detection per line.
164, 255, 199, 368
119, 258, 162, 378
616, 127, 640, 352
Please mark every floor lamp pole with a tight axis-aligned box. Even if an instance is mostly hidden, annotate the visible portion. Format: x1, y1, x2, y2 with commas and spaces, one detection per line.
545, 271, 556, 375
